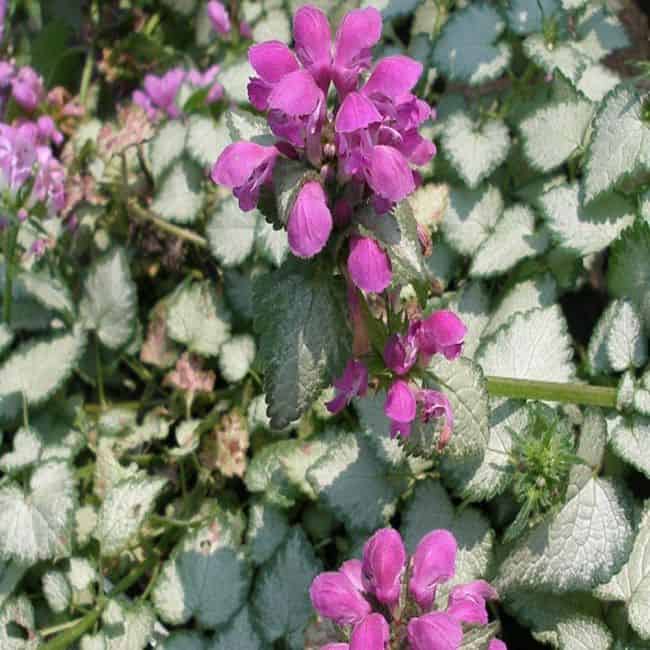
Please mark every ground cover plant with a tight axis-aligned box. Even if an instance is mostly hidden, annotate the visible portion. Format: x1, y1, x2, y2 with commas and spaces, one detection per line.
0, 0, 649, 647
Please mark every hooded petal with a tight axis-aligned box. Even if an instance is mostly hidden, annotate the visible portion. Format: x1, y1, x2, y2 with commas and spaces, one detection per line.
340, 559, 364, 592
248, 41, 299, 83
287, 181, 333, 258
347, 236, 392, 294
362, 55, 423, 100
489, 641, 507, 650
361, 528, 406, 606
293, 5, 332, 87
383, 331, 418, 376
366, 145, 415, 202
350, 613, 390, 650
409, 529, 457, 610
407, 612, 463, 650
384, 380, 416, 424
417, 310, 467, 359
446, 580, 498, 625
268, 69, 322, 116
335, 92, 382, 134
326, 359, 368, 414
399, 130, 436, 166
310, 571, 372, 626
207, 0, 231, 35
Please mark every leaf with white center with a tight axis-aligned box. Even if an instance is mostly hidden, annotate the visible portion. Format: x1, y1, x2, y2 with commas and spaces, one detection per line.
167, 282, 231, 357
0, 323, 12, 356
0, 561, 26, 611
0, 327, 85, 425
441, 113, 510, 188
583, 86, 650, 204
402, 480, 494, 596
43, 570, 71, 613
153, 518, 250, 629
478, 306, 575, 383
610, 416, 650, 479
255, 219, 289, 267
432, 4, 511, 85
446, 281, 491, 358
557, 616, 613, 650
252, 527, 321, 649
588, 301, 618, 375
224, 268, 254, 321
246, 501, 289, 565
0, 596, 39, 650
0, 461, 75, 563
606, 299, 647, 371
496, 477, 633, 593
97, 600, 156, 650
485, 274, 557, 338
540, 183, 636, 256
506, 0, 560, 35
254, 260, 350, 429
80, 248, 137, 349
221, 60, 257, 104
18, 269, 75, 318
67, 557, 96, 591
0, 428, 41, 473
225, 109, 274, 145
209, 606, 265, 650
576, 5, 630, 62
640, 189, 650, 224
634, 388, 650, 417
576, 63, 620, 103
186, 115, 224, 168
163, 632, 205, 650
520, 100, 594, 173
306, 431, 405, 533
568, 408, 607, 495
219, 334, 256, 383
252, 8, 290, 43
442, 185, 503, 256
470, 205, 549, 277
524, 35, 590, 84
608, 222, 650, 330
152, 157, 204, 224
149, 120, 188, 180
365, 0, 422, 20
207, 198, 258, 267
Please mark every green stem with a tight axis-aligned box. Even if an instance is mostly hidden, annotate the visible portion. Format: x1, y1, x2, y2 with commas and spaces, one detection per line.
2, 223, 18, 325
79, 45, 94, 108
127, 201, 208, 249
486, 376, 618, 409
95, 335, 106, 408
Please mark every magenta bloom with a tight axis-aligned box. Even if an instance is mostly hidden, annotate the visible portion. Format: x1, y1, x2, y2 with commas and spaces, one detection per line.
446, 580, 498, 626
211, 142, 278, 211
409, 530, 457, 610
367, 145, 415, 203
384, 380, 416, 438
287, 181, 333, 257
335, 92, 382, 134
0, 123, 38, 189
207, 0, 231, 35
187, 65, 224, 105
347, 236, 392, 294
36, 116, 64, 146
323, 645, 349, 650
489, 640, 507, 650
383, 324, 419, 376
11, 66, 44, 112
417, 311, 467, 360
310, 571, 372, 626
140, 68, 185, 120
350, 613, 390, 650
417, 389, 454, 449
248, 41, 299, 111
361, 528, 406, 606
407, 612, 463, 650
340, 559, 364, 592
326, 359, 368, 414
32, 147, 66, 214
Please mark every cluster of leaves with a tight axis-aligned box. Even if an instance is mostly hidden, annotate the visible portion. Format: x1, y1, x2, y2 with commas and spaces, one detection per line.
0, 0, 650, 649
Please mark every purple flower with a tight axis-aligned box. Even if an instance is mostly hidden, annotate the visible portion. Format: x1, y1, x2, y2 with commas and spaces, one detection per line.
323, 645, 349, 650
309, 571, 372, 626
187, 65, 224, 105
383, 325, 419, 376
417, 389, 454, 450
361, 528, 406, 606
11, 66, 44, 112
384, 379, 416, 438
36, 116, 64, 146
325, 359, 368, 414
32, 146, 65, 213
0, 0, 6, 42
142, 68, 185, 120
409, 529, 457, 610
367, 145, 415, 204
347, 236, 392, 294
340, 559, 364, 592
407, 612, 463, 650
350, 613, 390, 650
417, 311, 467, 360
29, 238, 47, 258
287, 181, 333, 258
248, 41, 299, 111
293, 5, 332, 90
362, 55, 423, 103
211, 141, 278, 211
446, 580, 498, 626
335, 92, 382, 134
489, 640, 507, 650
0, 123, 38, 189
207, 0, 231, 35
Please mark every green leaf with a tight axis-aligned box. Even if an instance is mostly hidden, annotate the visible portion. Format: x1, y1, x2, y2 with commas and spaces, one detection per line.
0, 323, 12, 357
207, 198, 258, 267
369, 0, 423, 20
255, 219, 289, 267
0, 561, 27, 611
587, 299, 618, 375
441, 113, 510, 188
470, 204, 549, 277
153, 518, 250, 629
166, 281, 231, 357
219, 334, 256, 384
91, 600, 156, 650
80, 248, 138, 349
306, 431, 405, 533
506, 0, 560, 35
252, 527, 322, 649
246, 501, 290, 565
610, 415, 650, 479
252, 8, 291, 42
539, 183, 636, 256
523, 34, 590, 84
161, 0, 197, 14
186, 115, 224, 168
583, 86, 650, 204
0, 596, 39, 650
210, 606, 265, 650
42, 570, 71, 613
96, 475, 166, 556
432, 3, 511, 85
0, 428, 42, 474
441, 185, 503, 256
520, 100, 594, 173
225, 109, 274, 145
477, 306, 576, 383
149, 120, 188, 181
596, 501, 650, 640
152, 157, 204, 224
0, 327, 86, 424
162, 632, 206, 650
17, 269, 75, 319
496, 477, 633, 593
0, 461, 76, 563
272, 158, 320, 228
606, 299, 647, 372
254, 260, 350, 429
557, 617, 613, 650
575, 63, 620, 103
576, 5, 630, 62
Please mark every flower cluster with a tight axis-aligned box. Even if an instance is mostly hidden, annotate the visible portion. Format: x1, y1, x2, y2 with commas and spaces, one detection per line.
310, 527, 505, 649
133, 66, 223, 122
0, 62, 45, 114
211, 4, 435, 293
327, 310, 466, 441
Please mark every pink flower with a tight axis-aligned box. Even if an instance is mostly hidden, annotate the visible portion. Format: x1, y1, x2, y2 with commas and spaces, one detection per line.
417, 389, 454, 450
187, 65, 223, 105
489, 640, 507, 650
207, 0, 231, 35
325, 359, 368, 414
248, 41, 299, 111
340, 559, 364, 592
350, 613, 390, 650
11, 66, 44, 111
211, 141, 278, 211
347, 236, 392, 294
367, 145, 415, 204
140, 68, 186, 120
383, 324, 419, 376
287, 181, 333, 258
446, 580, 498, 626
323, 645, 349, 650
409, 530, 457, 610
384, 379, 416, 438
417, 310, 466, 360
36, 116, 64, 146
309, 571, 372, 626
407, 612, 463, 650
32, 146, 66, 213
361, 528, 406, 606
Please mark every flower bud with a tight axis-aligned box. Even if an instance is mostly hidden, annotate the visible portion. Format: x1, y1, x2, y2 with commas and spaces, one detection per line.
408, 529, 456, 610
407, 612, 463, 650
361, 528, 406, 606
310, 571, 372, 626
384, 380, 416, 438
446, 580, 498, 625
350, 613, 390, 650
416, 310, 466, 360
287, 181, 333, 258
383, 331, 418, 376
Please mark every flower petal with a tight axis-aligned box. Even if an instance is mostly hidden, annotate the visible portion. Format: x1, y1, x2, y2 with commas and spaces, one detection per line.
350, 613, 390, 650
287, 181, 333, 258
384, 379, 416, 424
347, 236, 392, 294
310, 571, 372, 626
335, 92, 382, 133
367, 145, 415, 202
361, 529, 406, 607
248, 41, 299, 83
363, 55, 423, 100
268, 69, 322, 116
293, 5, 332, 82
407, 612, 463, 650
446, 579, 498, 625
409, 529, 457, 610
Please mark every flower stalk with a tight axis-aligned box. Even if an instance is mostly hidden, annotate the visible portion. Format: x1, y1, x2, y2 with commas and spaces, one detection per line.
2, 222, 18, 325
